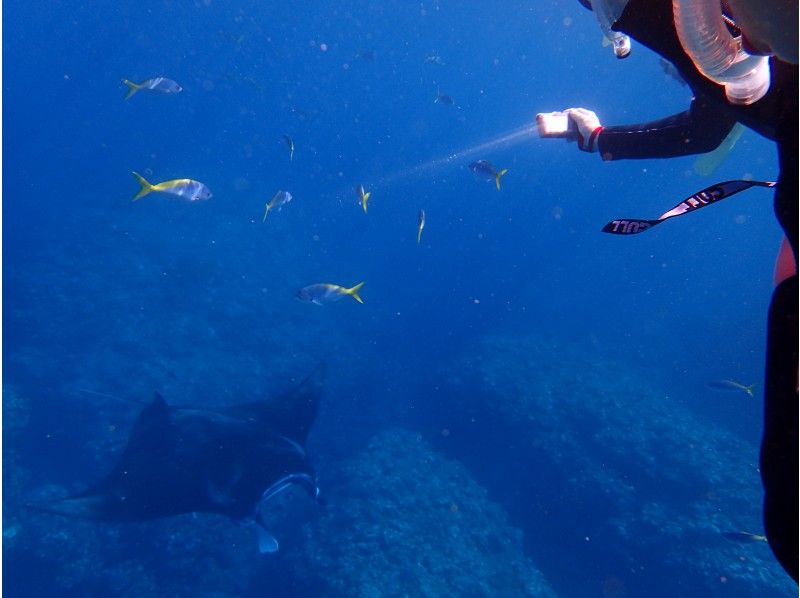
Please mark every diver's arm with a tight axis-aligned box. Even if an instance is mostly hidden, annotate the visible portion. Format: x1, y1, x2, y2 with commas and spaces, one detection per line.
597, 96, 738, 160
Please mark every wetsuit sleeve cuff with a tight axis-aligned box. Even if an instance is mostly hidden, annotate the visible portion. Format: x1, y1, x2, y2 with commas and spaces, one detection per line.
597, 130, 612, 161
589, 126, 603, 153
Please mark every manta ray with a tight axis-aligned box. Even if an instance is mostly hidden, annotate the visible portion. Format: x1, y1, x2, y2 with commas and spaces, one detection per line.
33, 364, 325, 553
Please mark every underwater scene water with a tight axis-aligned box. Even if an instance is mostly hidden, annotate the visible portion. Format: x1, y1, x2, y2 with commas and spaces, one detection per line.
3, 1, 796, 596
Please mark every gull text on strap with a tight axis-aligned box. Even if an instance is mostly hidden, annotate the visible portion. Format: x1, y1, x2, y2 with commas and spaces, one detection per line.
607, 220, 652, 234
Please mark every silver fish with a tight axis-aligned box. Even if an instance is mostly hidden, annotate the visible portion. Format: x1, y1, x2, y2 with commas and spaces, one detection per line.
282, 134, 295, 161
123, 77, 183, 99
263, 190, 293, 222
721, 531, 767, 543
435, 89, 454, 105
708, 379, 755, 397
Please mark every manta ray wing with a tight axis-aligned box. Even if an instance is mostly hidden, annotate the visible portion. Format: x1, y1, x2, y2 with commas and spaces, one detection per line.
34, 365, 325, 541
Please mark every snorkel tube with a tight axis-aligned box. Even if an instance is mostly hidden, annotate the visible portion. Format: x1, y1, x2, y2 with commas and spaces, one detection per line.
672, 0, 771, 105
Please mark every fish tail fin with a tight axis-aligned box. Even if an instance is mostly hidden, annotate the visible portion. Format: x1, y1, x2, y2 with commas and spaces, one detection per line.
122, 79, 140, 99
495, 169, 508, 190
131, 171, 155, 201
417, 229, 422, 244
262, 204, 271, 222
746, 384, 755, 397
346, 282, 365, 304
361, 192, 371, 213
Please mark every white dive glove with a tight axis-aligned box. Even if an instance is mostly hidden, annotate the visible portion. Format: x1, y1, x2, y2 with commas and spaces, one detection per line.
564, 108, 603, 153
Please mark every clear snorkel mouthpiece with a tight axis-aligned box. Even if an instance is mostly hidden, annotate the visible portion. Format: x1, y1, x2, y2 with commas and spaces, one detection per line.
609, 32, 632, 59
590, 0, 632, 58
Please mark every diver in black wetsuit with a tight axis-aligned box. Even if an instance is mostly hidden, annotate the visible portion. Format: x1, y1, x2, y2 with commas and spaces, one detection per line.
558, 0, 798, 581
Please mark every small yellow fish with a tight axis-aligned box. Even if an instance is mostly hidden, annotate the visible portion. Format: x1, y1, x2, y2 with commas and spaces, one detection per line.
131, 172, 212, 202
722, 531, 767, 543
282, 134, 295, 161
469, 160, 508, 190
708, 379, 755, 397
417, 209, 425, 244
357, 184, 371, 213
296, 282, 365, 305
263, 190, 293, 222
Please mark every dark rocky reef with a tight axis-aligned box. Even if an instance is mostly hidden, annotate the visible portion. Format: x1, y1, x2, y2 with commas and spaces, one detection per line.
431, 334, 794, 596
295, 428, 556, 597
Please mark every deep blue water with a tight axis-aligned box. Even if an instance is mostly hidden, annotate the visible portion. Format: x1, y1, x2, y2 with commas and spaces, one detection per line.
3, 1, 793, 596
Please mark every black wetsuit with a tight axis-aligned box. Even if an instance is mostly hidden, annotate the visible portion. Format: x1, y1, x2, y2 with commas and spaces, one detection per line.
596, 0, 798, 581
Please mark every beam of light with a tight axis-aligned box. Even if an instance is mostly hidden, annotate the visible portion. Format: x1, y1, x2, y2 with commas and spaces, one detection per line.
373, 121, 540, 187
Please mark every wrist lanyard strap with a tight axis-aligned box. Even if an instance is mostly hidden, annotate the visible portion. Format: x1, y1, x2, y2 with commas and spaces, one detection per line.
601, 180, 776, 235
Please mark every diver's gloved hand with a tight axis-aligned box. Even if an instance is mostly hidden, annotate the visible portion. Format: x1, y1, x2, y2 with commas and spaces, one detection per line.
565, 108, 603, 153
